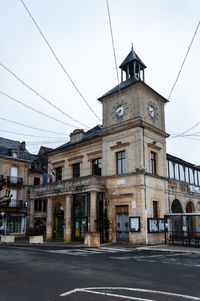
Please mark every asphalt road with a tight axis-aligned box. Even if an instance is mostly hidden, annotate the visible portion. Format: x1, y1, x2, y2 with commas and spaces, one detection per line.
0, 245, 200, 301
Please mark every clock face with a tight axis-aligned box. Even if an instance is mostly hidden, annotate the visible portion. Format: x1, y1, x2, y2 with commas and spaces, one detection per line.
115, 105, 125, 118
149, 105, 156, 118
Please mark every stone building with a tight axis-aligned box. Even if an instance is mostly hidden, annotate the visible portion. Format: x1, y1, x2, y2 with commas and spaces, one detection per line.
0, 138, 46, 236
29, 48, 200, 244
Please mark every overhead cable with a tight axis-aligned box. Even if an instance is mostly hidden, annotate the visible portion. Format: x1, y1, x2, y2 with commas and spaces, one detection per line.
106, 0, 120, 87
0, 129, 67, 139
20, 0, 101, 122
0, 62, 89, 129
168, 21, 200, 100
0, 116, 68, 135
0, 90, 78, 128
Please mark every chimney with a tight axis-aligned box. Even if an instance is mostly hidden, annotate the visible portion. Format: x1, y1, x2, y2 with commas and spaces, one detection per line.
20, 141, 26, 151
70, 129, 84, 143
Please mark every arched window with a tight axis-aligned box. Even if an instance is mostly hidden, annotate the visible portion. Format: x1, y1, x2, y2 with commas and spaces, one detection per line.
171, 199, 183, 213
186, 201, 194, 213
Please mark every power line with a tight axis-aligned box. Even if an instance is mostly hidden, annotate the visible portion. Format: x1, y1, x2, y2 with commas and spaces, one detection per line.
0, 89, 78, 128
0, 129, 67, 139
0, 61, 89, 129
20, 0, 101, 122
106, 0, 120, 87
0, 116, 68, 135
26, 140, 66, 145
168, 21, 200, 100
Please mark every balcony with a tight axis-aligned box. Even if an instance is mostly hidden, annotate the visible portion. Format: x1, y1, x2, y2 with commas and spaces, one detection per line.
9, 200, 25, 208
7, 176, 23, 187
29, 175, 106, 199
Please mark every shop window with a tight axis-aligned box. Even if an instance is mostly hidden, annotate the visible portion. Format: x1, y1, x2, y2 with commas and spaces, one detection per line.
56, 167, 62, 181
73, 163, 80, 178
116, 151, 126, 175
34, 177, 40, 186
153, 201, 158, 218
92, 158, 101, 176
150, 152, 156, 175
6, 216, 22, 233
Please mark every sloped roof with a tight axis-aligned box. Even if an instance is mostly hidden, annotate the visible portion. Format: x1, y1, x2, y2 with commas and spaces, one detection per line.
119, 48, 146, 69
50, 125, 103, 152
0, 137, 32, 161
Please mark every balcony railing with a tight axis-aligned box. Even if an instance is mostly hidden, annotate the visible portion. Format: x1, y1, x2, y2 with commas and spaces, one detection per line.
29, 175, 106, 199
7, 176, 23, 186
9, 200, 25, 208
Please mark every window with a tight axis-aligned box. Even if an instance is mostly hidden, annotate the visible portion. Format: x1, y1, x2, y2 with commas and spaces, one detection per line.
150, 151, 156, 174
92, 158, 101, 176
168, 160, 174, 179
12, 152, 17, 158
9, 189, 17, 207
34, 177, 40, 186
153, 201, 158, 218
116, 151, 126, 175
35, 199, 46, 212
73, 163, 80, 178
56, 167, 62, 181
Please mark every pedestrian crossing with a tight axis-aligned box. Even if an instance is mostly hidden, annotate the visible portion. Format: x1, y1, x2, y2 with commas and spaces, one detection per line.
47, 247, 132, 256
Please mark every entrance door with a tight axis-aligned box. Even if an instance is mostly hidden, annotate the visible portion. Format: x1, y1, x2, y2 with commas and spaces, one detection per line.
72, 193, 89, 242
73, 217, 88, 241
54, 204, 64, 239
116, 206, 129, 242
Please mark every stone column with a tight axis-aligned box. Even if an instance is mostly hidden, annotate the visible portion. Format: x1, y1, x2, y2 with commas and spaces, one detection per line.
46, 198, 53, 241
64, 194, 72, 242
29, 199, 35, 229
90, 192, 97, 233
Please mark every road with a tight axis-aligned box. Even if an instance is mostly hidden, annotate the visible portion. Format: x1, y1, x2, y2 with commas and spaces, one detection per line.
0, 245, 200, 301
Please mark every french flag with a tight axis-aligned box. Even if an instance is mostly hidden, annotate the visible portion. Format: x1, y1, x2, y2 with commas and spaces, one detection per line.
48, 167, 55, 184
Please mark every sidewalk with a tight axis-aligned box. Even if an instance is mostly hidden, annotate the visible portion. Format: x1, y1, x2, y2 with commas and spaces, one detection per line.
1, 238, 200, 253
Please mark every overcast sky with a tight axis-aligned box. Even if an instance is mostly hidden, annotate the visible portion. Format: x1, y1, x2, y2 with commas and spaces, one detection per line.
0, 0, 200, 164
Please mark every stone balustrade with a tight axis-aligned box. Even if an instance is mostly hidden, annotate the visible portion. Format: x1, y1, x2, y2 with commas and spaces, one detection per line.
29, 175, 106, 199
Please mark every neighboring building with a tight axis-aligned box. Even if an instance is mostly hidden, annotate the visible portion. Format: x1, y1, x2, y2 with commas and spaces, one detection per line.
0, 138, 46, 236
28, 47, 200, 245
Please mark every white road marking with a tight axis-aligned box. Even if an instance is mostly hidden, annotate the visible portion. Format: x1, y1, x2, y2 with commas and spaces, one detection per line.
60, 287, 200, 300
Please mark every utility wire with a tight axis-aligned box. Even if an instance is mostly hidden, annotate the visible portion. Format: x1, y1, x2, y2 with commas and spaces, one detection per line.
0, 90, 78, 128
0, 129, 67, 139
0, 62, 89, 129
168, 21, 200, 100
20, 0, 101, 122
26, 140, 66, 145
0, 116, 68, 135
106, 0, 120, 87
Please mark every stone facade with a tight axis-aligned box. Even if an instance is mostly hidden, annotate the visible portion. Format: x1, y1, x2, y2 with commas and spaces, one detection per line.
28, 48, 200, 245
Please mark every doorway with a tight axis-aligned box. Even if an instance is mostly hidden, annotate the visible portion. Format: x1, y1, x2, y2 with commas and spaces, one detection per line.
116, 205, 129, 242
72, 193, 89, 241
54, 204, 64, 239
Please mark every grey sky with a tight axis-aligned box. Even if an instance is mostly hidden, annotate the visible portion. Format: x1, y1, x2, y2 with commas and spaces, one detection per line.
0, 0, 199, 164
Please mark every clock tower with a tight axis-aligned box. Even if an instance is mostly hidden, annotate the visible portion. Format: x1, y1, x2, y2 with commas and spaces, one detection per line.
98, 47, 169, 245
98, 46, 168, 133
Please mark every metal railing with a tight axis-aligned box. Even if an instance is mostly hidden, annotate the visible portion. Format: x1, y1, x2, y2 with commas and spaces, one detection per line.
7, 176, 23, 185
9, 200, 24, 208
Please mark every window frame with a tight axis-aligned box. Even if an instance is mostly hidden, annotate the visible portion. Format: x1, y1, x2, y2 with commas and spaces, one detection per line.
116, 151, 126, 175
73, 162, 80, 178
150, 151, 157, 175
92, 158, 101, 176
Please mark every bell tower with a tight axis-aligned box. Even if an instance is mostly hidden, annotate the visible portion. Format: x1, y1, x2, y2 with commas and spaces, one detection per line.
119, 45, 146, 82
